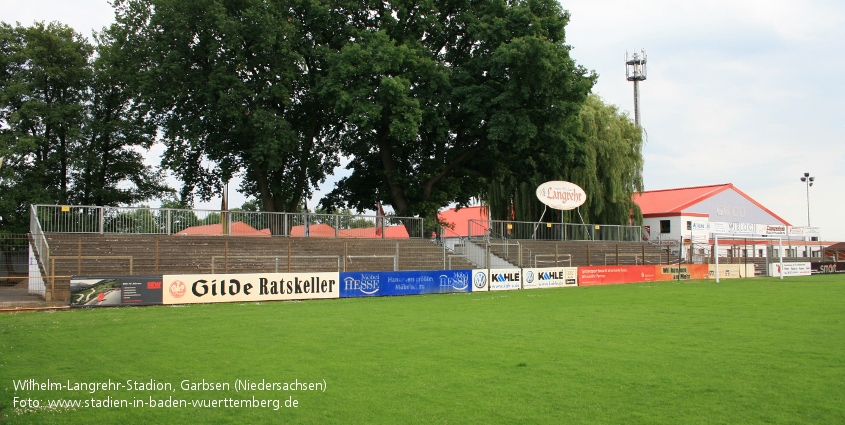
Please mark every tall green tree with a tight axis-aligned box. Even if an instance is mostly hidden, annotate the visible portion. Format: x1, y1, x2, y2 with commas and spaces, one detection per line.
486, 93, 644, 226
109, 0, 347, 222
0, 21, 172, 233
70, 30, 170, 206
0, 21, 91, 232
572, 94, 643, 224
320, 0, 594, 229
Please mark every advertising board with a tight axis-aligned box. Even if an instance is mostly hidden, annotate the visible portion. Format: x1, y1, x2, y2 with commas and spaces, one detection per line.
471, 270, 489, 292
70, 276, 163, 307
653, 264, 709, 281
578, 266, 655, 286
768, 263, 811, 277
810, 262, 844, 274
162, 272, 340, 304
522, 267, 578, 289
488, 268, 522, 291
339, 270, 472, 298
535, 181, 587, 210
707, 264, 755, 279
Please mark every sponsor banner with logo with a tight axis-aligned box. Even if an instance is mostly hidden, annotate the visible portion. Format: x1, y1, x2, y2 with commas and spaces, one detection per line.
710, 221, 762, 235
811, 262, 845, 274
536, 181, 587, 210
653, 264, 709, 281
162, 272, 340, 305
471, 270, 489, 292
488, 268, 522, 291
769, 262, 811, 277
578, 266, 656, 286
707, 264, 755, 279
725, 222, 756, 234
789, 226, 821, 237
709, 222, 728, 234
759, 224, 787, 236
70, 276, 163, 307
522, 267, 578, 289
339, 270, 472, 298
690, 221, 708, 232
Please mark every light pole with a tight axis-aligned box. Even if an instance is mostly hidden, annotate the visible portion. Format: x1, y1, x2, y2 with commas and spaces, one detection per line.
799, 172, 814, 226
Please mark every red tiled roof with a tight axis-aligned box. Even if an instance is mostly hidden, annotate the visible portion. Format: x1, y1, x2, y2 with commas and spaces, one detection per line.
339, 226, 409, 238
176, 221, 271, 236
633, 183, 790, 225
289, 223, 337, 237
289, 223, 410, 238
633, 184, 732, 215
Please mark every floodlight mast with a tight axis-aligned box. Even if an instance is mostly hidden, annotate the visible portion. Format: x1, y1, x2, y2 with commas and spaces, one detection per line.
799, 172, 815, 226
625, 49, 647, 127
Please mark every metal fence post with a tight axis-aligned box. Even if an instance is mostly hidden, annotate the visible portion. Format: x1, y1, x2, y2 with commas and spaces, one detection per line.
486, 243, 491, 269
98, 206, 104, 234
442, 230, 446, 269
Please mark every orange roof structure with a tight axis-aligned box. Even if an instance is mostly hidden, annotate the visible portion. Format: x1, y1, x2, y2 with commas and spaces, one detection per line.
632, 183, 790, 225
175, 221, 271, 236
633, 184, 731, 215
340, 225, 410, 238
289, 224, 410, 238
438, 206, 487, 237
289, 223, 337, 237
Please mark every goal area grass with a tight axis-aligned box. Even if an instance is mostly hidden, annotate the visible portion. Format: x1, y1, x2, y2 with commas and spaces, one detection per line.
1, 275, 844, 424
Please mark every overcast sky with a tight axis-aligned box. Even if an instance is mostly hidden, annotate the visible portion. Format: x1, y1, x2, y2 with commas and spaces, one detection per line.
4, 0, 844, 240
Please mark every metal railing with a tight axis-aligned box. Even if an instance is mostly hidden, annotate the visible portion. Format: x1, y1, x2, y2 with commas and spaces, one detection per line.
468, 219, 642, 242
32, 204, 425, 238
28, 206, 49, 296
533, 254, 572, 268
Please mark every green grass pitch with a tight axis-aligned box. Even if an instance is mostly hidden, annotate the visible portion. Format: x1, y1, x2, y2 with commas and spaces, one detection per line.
1, 275, 844, 424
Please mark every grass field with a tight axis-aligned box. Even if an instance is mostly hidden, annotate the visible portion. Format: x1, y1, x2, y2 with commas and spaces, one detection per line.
1, 275, 844, 424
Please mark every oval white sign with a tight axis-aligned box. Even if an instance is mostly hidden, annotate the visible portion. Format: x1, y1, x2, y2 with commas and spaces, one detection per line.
535, 181, 587, 210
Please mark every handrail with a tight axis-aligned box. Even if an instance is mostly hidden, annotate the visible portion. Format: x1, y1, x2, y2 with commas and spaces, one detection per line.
29, 204, 50, 280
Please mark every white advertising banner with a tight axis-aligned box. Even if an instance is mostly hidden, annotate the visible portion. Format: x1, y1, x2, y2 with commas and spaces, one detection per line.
522, 267, 578, 289
162, 272, 340, 305
488, 268, 521, 291
788, 227, 821, 236
725, 222, 756, 234
709, 222, 728, 234
535, 181, 587, 210
708, 264, 755, 279
471, 270, 489, 292
758, 224, 787, 236
768, 263, 812, 277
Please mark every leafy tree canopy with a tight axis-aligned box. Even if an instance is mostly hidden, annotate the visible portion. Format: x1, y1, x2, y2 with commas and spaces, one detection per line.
320, 0, 595, 228
0, 21, 169, 233
486, 93, 644, 226
110, 0, 346, 215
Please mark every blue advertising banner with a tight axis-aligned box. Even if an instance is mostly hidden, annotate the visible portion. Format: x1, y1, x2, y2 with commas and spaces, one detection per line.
340, 270, 472, 298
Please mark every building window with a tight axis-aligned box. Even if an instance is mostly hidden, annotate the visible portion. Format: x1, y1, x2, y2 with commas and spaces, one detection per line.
686, 221, 692, 230
660, 220, 670, 234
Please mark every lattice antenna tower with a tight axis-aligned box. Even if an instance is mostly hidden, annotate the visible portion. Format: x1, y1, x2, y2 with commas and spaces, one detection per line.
625, 49, 647, 127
